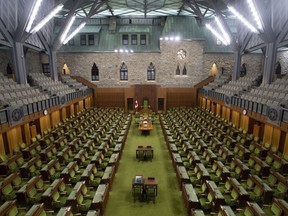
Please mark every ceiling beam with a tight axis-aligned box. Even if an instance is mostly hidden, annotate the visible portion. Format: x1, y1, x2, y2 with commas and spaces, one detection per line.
276, 19, 288, 45
0, 18, 13, 45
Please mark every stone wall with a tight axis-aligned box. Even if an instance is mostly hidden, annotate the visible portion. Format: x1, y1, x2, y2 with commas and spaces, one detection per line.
57, 40, 206, 87
25, 50, 42, 74
277, 50, 288, 74
0, 48, 13, 75
203, 53, 264, 77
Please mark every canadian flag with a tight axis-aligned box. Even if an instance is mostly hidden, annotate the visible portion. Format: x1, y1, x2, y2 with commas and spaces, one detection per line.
135, 98, 139, 111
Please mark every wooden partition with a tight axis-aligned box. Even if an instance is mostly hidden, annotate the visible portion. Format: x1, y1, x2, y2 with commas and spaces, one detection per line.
166, 88, 196, 108
231, 110, 240, 128
240, 115, 249, 131
95, 88, 125, 108
0, 134, 5, 155
51, 111, 61, 128
6, 127, 23, 155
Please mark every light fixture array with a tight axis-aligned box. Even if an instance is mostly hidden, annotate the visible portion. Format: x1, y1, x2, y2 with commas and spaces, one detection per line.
246, 0, 263, 30
60, 15, 76, 43
215, 16, 231, 45
30, 4, 64, 34
25, 0, 43, 33
160, 36, 180, 41
114, 49, 134, 53
63, 22, 86, 45
206, 23, 229, 46
228, 5, 259, 33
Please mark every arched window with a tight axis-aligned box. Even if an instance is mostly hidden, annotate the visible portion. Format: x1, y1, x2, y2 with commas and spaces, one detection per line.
91, 63, 99, 81
120, 62, 128, 80
147, 62, 155, 80
176, 63, 180, 75
182, 64, 187, 75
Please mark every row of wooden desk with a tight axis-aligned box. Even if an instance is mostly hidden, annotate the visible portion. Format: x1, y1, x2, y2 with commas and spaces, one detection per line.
132, 176, 158, 203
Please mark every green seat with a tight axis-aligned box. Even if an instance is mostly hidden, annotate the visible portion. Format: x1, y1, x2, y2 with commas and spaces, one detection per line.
248, 185, 262, 202
224, 189, 238, 206
77, 194, 92, 212
27, 187, 42, 204
263, 202, 283, 216
35, 178, 49, 192
146, 186, 156, 203
273, 182, 287, 199
2, 183, 16, 200
49, 167, 60, 180
132, 185, 143, 202
52, 191, 67, 209
12, 175, 23, 190
6, 205, 26, 216
199, 192, 213, 210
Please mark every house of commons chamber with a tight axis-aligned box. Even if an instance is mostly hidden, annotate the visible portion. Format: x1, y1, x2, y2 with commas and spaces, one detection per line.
0, 0, 288, 215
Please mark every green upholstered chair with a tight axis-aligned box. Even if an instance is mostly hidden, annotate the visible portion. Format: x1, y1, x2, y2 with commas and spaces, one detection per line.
195, 182, 208, 197
146, 186, 157, 203
224, 189, 238, 207
48, 167, 60, 181
89, 173, 101, 187
248, 185, 262, 202
35, 178, 49, 192
27, 186, 42, 204
70, 170, 82, 184
5, 204, 26, 216
1, 183, 16, 200
81, 184, 94, 199
12, 175, 24, 190
263, 200, 284, 216
199, 192, 214, 210
52, 190, 67, 209
77, 193, 92, 212
132, 185, 143, 202
273, 182, 287, 199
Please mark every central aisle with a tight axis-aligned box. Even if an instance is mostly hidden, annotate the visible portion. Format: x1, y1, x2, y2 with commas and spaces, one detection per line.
105, 117, 186, 216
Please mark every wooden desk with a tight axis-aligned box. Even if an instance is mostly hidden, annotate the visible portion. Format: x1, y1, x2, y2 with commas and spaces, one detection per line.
138, 119, 153, 132
136, 146, 153, 160
182, 183, 199, 213
132, 176, 158, 201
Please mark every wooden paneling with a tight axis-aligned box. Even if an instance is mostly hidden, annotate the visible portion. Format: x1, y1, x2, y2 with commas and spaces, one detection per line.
134, 85, 157, 111
263, 124, 273, 145
61, 108, 67, 121
206, 100, 211, 110
231, 111, 240, 128
166, 88, 195, 108
240, 115, 249, 131
51, 111, 60, 128
284, 134, 288, 154
7, 127, 22, 155
272, 128, 281, 151
0, 134, 5, 155
23, 123, 31, 145
124, 87, 135, 113
96, 88, 125, 108
40, 115, 51, 135
156, 86, 167, 112
216, 104, 221, 116
70, 104, 75, 117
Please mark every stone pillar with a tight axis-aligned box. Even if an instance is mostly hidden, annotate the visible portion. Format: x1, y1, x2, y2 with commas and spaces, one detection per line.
232, 49, 241, 81
49, 49, 58, 81
262, 42, 277, 84
12, 42, 27, 84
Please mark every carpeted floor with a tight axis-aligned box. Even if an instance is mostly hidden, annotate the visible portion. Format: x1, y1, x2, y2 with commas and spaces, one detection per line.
105, 117, 186, 216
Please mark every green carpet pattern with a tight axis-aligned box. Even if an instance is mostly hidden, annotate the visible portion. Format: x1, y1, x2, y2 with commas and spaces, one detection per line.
105, 117, 186, 216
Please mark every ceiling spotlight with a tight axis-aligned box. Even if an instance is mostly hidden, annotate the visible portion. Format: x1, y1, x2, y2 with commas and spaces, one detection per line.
175, 36, 180, 41
164, 37, 169, 41
125, 49, 128, 53
130, 50, 134, 53
114, 49, 118, 52
160, 37, 163, 40
206, 23, 228, 46
170, 36, 174, 41
120, 49, 123, 53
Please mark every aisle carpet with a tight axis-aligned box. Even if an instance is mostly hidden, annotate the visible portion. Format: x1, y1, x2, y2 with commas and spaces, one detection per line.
105, 117, 186, 216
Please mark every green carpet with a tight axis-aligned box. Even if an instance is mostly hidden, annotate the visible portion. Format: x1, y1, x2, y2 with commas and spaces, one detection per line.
105, 117, 186, 216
